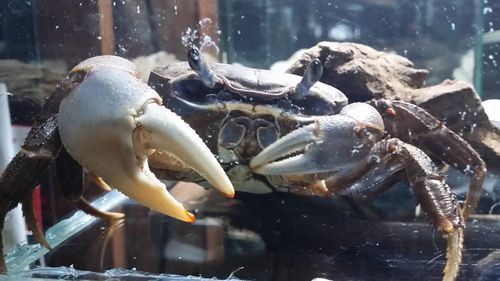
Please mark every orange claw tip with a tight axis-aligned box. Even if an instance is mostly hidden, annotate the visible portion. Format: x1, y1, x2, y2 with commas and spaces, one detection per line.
184, 211, 197, 223
223, 189, 236, 199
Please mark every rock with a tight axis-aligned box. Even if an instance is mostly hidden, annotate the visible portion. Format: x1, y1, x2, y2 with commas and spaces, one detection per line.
0, 60, 64, 107
287, 41, 428, 102
286, 41, 500, 169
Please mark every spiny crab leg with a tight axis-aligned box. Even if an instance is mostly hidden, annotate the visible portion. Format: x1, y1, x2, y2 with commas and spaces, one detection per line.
371, 99, 486, 219
58, 56, 234, 222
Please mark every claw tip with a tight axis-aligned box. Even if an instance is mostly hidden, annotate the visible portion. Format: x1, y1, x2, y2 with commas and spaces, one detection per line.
185, 211, 196, 223
225, 190, 235, 199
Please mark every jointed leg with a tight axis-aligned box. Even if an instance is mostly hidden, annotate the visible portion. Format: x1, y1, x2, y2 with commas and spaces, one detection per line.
55, 148, 124, 220
21, 192, 51, 250
0, 115, 61, 273
330, 138, 464, 281
0, 209, 6, 273
390, 139, 464, 281
373, 100, 486, 219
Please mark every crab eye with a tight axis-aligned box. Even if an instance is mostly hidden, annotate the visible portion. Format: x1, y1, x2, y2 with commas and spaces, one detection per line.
375, 100, 396, 117
186, 46, 218, 88
309, 59, 323, 81
187, 47, 201, 71
295, 59, 323, 98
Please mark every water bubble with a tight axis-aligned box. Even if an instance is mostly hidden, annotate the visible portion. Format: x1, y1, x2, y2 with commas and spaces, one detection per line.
181, 18, 220, 56
117, 44, 127, 53
199, 17, 213, 27
483, 7, 492, 14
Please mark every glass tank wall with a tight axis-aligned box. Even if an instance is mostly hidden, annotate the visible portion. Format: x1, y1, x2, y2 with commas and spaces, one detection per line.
0, 1, 499, 281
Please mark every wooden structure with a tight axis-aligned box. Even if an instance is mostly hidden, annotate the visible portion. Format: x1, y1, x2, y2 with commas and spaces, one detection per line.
35, 0, 219, 66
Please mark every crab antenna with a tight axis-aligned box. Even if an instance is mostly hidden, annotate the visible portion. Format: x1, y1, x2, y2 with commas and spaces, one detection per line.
295, 59, 323, 98
187, 46, 218, 88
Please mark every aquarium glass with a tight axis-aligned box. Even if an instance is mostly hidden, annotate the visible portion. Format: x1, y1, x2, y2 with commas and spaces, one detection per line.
1, 1, 499, 280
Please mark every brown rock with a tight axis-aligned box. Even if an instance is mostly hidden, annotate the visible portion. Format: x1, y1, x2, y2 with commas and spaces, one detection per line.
0, 60, 64, 107
287, 41, 500, 169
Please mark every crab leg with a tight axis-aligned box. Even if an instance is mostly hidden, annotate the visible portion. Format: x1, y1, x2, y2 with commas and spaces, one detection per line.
372, 100, 486, 218
326, 157, 405, 198
55, 147, 124, 220
331, 140, 464, 281
375, 139, 464, 281
251, 107, 464, 280
58, 56, 234, 223
21, 192, 51, 250
0, 115, 61, 272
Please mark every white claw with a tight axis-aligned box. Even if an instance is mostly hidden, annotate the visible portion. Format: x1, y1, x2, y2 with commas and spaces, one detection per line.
58, 56, 234, 222
133, 101, 235, 198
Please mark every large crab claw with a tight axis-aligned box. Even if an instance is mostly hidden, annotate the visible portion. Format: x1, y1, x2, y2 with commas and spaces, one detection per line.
58, 56, 234, 223
250, 103, 385, 176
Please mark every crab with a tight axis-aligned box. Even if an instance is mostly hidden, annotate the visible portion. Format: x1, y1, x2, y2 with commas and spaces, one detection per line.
0, 47, 485, 281
146, 47, 486, 281
0, 55, 235, 272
